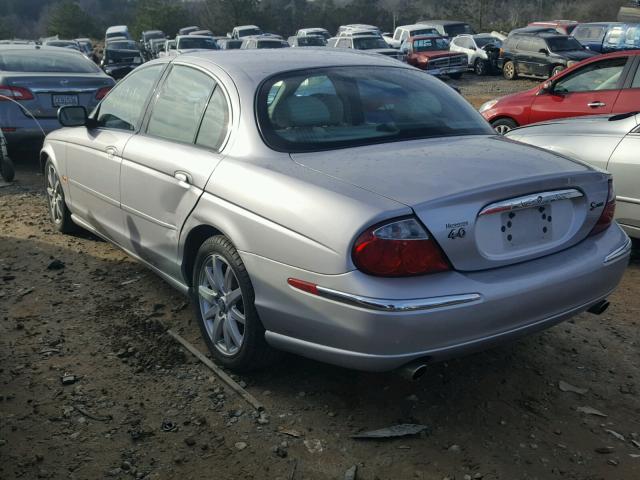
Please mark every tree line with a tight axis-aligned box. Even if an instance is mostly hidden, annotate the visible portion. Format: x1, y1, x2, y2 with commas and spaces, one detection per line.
0, 0, 629, 41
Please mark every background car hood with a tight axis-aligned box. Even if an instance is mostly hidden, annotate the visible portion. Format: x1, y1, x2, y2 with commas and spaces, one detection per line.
556, 50, 598, 61
413, 50, 461, 59
290, 135, 590, 207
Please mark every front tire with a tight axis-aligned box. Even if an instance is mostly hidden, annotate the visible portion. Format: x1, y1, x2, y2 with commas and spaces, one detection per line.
474, 59, 488, 76
491, 118, 518, 135
191, 236, 279, 371
44, 159, 76, 233
503, 60, 518, 80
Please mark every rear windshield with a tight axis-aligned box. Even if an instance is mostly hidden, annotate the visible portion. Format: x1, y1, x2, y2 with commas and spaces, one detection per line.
445, 24, 474, 36
258, 66, 493, 152
475, 36, 501, 48
0, 50, 100, 73
178, 37, 218, 50
546, 36, 583, 52
413, 37, 450, 51
410, 28, 439, 37
145, 31, 165, 40
353, 37, 388, 50
108, 41, 137, 50
297, 36, 326, 46
572, 25, 606, 42
238, 28, 262, 37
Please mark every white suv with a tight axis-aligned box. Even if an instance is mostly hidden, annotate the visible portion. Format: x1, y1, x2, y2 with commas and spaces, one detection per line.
449, 33, 502, 75
383, 24, 439, 49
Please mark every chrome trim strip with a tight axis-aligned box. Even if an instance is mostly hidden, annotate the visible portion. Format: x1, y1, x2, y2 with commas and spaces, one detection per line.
603, 237, 632, 265
31, 88, 100, 94
617, 195, 640, 206
479, 189, 583, 217
314, 286, 482, 312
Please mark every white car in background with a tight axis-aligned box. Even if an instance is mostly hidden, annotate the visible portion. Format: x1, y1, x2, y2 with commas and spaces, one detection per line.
383, 24, 440, 49
450, 33, 503, 75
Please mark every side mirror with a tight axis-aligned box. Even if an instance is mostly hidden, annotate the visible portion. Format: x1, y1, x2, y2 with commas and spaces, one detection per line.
538, 80, 554, 95
539, 48, 549, 55
58, 106, 88, 127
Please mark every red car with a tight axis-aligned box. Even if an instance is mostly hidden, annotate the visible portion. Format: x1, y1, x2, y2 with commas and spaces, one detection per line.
480, 50, 640, 134
403, 35, 468, 78
528, 20, 579, 35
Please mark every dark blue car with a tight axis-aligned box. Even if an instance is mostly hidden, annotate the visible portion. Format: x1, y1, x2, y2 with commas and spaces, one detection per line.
571, 22, 640, 52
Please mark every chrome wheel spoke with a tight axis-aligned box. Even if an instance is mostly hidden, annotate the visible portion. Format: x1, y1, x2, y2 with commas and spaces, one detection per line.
226, 316, 243, 347
229, 307, 245, 325
222, 321, 233, 350
204, 265, 217, 292
198, 285, 217, 304
213, 258, 225, 293
225, 288, 242, 308
203, 304, 218, 320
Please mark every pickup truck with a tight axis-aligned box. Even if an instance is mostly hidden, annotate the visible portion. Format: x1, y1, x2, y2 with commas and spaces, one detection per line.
383, 24, 439, 48
230, 25, 263, 39
403, 35, 468, 78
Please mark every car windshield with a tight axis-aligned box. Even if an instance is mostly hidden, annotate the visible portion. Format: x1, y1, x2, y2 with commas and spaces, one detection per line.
258, 40, 285, 49
145, 32, 165, 40
547, 36, 583, 51
239, 28, 262, 37
47, 41, 79, 49
0, 50, 100, 73
413, 37, 449, 51
353, 37, 388, 49
475, 36, 501, 48
445, 24, 474, 36
258, 66, 493, 152
297, 36, 326, 46
178, 37, 218, 49
105, 49, 142, 64
109, 41, 137, 50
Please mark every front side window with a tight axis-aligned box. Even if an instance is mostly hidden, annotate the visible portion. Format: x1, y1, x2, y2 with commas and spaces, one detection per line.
631, 62, 640, 88
147, 65, 215, 143
554, 57, 627, 93
258, 66, 493, 152
96, 65, 163, 131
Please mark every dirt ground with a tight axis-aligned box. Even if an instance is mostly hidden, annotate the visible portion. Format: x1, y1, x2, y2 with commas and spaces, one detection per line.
1, 76, 640, 480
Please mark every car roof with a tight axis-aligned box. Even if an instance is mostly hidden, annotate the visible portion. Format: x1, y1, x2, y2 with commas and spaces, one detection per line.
396, 24, 436, 30
176, 48, 407, 79
106, 25, 128, 33
236, 25, 260, 30
417, 20, 469, 26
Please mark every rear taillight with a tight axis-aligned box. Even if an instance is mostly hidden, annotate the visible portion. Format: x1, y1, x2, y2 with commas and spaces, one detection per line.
95, 86, 112, 100
499, 48, 504, 57
590, 179, 616, 236
0, 85, 34, 101
352, 217, 450, 277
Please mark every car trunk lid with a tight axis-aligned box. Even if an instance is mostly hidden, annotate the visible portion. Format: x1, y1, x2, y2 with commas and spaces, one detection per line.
5, 73, 111, 119
291, 135, 611, 271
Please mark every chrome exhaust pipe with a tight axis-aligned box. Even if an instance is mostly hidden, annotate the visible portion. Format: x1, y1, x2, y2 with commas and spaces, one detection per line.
587, 299, 610, 316
398, 361, 428, 381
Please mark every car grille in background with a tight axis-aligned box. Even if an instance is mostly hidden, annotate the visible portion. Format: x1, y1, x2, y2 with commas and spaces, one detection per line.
427, 55, 467, 70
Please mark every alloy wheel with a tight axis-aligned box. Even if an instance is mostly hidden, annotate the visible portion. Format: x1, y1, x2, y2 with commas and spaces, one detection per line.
198, 254, 245, 356
494, 124, 512, 135
46, 164, 64, 224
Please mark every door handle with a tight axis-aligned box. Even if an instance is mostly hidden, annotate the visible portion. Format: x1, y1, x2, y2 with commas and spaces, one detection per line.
174, 171, 191, 188
588, 101, 606, 108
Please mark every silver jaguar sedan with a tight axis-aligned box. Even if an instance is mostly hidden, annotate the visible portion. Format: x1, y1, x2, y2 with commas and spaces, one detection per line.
41, 49, 631, 374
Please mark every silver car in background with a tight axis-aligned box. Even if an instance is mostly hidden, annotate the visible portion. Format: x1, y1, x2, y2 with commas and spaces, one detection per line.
41, 50, 631, 375
0, 45, 114, 149
507, 113, 640, 239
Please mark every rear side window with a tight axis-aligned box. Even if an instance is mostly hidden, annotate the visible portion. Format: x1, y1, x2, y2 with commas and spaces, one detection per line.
196, 87, 230, 151
554, 57, 628, 93
0, 50, 100, 73
146, 65, 215, 143
572, 26, 606, 42
96, 65, 163, 131
632, 62, 640, 88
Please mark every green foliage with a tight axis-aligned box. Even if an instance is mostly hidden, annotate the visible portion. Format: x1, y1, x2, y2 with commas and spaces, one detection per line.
47, 0, 96, 38
132, 0, 190, 38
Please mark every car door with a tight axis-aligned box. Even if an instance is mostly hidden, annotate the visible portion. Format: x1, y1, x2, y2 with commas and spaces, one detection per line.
531, 38, 551, 77
612, 55, 640, 113
514, 38, 534, 75
119, 64, 231, 278
65, 64, 165, 244
529, 56, 630, 124
606, 120, 640, 233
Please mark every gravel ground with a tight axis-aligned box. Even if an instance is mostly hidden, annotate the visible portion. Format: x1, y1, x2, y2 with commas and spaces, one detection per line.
1, 76, 640, 480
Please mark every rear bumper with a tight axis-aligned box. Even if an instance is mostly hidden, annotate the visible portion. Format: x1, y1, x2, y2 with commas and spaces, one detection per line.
2, 119, 60, 149
241, 224, 631, 371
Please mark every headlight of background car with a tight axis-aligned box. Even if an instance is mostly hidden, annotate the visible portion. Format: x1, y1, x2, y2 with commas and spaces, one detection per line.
479, 99, 498, 113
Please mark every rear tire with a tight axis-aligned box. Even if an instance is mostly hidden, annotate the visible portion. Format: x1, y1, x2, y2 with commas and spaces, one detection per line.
44, 159, 76, 233
503, 60, 518, 80
491, 118, 518, 135
0, 153, 15, 182
191, 235, 280, 371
